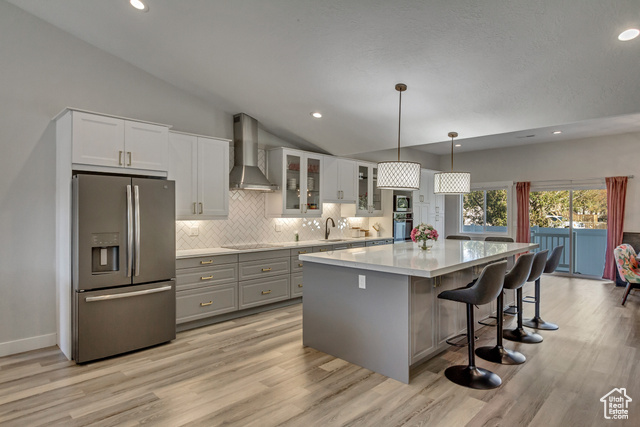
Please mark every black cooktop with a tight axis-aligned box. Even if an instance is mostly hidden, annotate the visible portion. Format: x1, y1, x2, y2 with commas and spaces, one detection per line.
221, 243, 284, 250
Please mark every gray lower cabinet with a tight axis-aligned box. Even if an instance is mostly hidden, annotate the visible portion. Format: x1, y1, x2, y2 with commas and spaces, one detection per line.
291, 272, 304, 296
239, 275, 290, 309
176, 283, 237, 323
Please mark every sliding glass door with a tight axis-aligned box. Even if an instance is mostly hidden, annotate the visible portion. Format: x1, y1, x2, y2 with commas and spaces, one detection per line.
529, 188, 607, 277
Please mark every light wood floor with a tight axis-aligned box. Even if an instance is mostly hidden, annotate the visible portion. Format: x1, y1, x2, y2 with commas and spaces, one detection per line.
1, 276, 638, 426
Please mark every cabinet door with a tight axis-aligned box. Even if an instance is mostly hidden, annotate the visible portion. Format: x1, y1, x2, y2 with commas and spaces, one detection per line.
370, 165, 383, 215
304, 153, 322, 215
283, 151, 304, 215
71, 111, 124, 168
124, 121, 169, 171
411, 277, 435, 364
322, 156, 341, 202
356, 164, 370, 215
198, 137, 229, 217
168, 132, 198, 219
338, 159, 357, 203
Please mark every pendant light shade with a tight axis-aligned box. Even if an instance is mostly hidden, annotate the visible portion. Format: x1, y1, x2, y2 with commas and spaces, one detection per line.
433, 132, 470, 194
377, 83, 421, 190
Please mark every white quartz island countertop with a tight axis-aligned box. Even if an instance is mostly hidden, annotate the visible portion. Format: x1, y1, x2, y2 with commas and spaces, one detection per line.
299, 240, 539, 278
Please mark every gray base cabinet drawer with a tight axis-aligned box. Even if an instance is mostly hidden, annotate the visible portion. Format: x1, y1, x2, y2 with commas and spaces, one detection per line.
350, 242, 366, 248
177, 283, 237, 324
176, 264, 238, 291
239, 249, 290, 262
313, 245, 333, 253
291, 272, 304, 297
366, 240, 386, 247
177, 254, 238, 270
239, 257, 289, 281
291, 247, 313, 256
239, 276, 290, 309
291, 256, 304, 272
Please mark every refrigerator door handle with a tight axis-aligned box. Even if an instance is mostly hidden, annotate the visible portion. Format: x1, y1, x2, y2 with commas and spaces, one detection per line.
84, 285, 173, 302
126, 184, 133, 278
134, 185, 141, 277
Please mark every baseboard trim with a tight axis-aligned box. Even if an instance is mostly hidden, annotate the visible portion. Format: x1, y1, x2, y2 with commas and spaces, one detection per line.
0, 333, 57, 358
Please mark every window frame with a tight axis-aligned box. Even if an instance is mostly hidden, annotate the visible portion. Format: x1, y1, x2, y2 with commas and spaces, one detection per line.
459, 181, 513, 237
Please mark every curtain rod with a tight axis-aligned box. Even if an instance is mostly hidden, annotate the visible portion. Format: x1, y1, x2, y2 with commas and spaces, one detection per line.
526, 175, 634, 184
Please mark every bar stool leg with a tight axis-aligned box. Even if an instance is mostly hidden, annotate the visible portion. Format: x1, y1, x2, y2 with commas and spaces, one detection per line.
503, 288, 543, 344
523, 278, 559, 330
444, 304, 502, 389
476, 293, 526, 364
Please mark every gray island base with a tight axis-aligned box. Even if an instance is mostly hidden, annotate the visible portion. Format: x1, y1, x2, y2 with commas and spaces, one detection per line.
301, 241, 538, 383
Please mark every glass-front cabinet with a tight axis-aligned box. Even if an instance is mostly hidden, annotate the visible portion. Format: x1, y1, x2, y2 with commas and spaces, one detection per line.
355, 162, 383, 216
266, 148, 323, 217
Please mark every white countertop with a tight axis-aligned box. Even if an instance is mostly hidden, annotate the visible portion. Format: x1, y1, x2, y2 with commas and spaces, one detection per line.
176, 236, 394, 259
299, 240, 539, 278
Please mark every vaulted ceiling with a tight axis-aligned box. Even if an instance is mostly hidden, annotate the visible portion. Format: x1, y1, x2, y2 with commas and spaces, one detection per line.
8, 0, 640, 156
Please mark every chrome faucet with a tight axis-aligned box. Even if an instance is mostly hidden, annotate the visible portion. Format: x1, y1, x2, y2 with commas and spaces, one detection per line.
325, 217, 336, 239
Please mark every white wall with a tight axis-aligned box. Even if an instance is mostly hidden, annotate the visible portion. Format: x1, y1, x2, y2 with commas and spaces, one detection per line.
0, 2, 235, 356
442, 132, 640, 236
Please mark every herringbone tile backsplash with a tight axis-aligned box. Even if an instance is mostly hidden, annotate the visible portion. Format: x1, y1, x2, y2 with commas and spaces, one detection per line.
176, 148, 372, 250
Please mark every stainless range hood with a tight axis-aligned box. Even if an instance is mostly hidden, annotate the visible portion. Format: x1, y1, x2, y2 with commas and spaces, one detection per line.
229, 113, 279, 191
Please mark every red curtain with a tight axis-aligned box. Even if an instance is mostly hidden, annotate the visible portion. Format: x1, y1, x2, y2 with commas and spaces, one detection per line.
516, 182, 531, 243
603, 176, 629, 280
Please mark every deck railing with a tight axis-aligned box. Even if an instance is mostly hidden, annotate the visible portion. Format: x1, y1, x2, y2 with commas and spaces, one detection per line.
530, 227, 606, 276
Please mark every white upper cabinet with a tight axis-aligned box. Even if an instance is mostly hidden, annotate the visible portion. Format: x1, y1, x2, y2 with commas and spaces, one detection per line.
266, 148, 323, 218
67, 110, 169, 173
322, 156, 357, 203
413, 169, 445, 237
168, 131, 229, 219
340, 162, 384, 217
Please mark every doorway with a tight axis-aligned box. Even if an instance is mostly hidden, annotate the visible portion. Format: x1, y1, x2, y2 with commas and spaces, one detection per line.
529, 188, 607, 277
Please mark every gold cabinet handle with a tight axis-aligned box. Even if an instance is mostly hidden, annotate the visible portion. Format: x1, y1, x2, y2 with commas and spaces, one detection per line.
298, 263, 303, 267
319, 248, 328, 252
261, 290, 271, 295
118, 150, 123, 165
200, 260, 213, 265
201, 275, 213, 280
199, 202, 203, 214
200, 301, 213, 307
127, 151, 132, 166
298, 250, 307, 254
193, 202, 197, 214
262, 268, 272, 272
297, 284, 303, 288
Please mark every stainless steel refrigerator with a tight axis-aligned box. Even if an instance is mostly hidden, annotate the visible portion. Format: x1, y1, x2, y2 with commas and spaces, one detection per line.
72, 174, 176, 363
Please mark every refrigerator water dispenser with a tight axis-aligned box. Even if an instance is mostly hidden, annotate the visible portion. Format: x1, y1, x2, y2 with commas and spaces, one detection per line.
91, 233, 119, 274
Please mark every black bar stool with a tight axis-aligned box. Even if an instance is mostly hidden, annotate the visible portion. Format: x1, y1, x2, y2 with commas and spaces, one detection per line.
476, 252, 535, 365
503, 250, 547, 344
437, 261, 507, 389
447, 235, 471, 240
480, 236, 516, 322
523, 245, 563, 330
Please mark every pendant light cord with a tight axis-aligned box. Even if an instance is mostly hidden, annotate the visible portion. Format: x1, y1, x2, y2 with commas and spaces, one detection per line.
397, 89, 402, 161
450, 136, 454, 171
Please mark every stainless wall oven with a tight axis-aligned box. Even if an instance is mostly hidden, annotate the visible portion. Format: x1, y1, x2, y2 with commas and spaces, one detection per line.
393, 212, 414, 242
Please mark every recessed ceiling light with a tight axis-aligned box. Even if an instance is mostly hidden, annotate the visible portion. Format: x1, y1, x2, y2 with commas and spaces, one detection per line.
553, 130, 562, 135
455, 144, 461, 147
618, 28, 639, 41
129, 0, 149, 12
311, 112, 322, 118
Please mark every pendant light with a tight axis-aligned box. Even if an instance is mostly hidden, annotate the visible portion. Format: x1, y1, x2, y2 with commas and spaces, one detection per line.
377, 83, 421, 190
433, 132, 470, 194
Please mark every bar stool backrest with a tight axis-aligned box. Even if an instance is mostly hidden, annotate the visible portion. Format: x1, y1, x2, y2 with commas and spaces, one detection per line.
484, 236, 514, 242
527, 250, 549, 282
469, 261, 508, 305
544, 245, 564, 274
447, 235, 471, 240
503, 252, 535, 290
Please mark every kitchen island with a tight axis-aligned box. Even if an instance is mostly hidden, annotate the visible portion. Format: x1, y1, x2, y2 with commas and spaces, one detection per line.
299, 240, 538, 383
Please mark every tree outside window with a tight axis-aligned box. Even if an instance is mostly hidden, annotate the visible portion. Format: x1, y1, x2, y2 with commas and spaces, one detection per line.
462, 189, 508, 233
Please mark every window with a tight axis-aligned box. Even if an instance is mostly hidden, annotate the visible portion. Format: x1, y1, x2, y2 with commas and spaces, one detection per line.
461, 188, 508, 233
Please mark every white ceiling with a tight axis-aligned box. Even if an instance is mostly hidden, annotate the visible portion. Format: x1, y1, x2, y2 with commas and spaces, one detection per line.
8, 0, 640, 156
